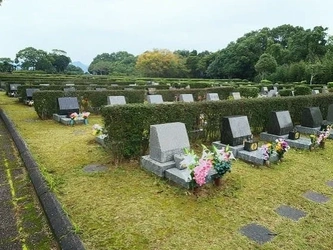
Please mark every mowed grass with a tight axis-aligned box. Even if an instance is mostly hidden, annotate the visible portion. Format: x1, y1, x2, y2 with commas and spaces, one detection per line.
1, 92, 333, 249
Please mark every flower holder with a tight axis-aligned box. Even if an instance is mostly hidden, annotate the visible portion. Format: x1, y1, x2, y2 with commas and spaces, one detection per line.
244, 141, 258, 152
288, 131, 300, 140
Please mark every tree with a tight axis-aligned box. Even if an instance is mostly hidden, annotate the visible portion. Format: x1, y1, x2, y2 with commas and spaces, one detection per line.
15, 47, 48, 70
0, 58, 14, 72
307, 61, 324, 85
50, 54, 71, 72
88, 51, 136, 75
255, 53, 277, 79
66, 65, 84, 75
135, 49, 188, 78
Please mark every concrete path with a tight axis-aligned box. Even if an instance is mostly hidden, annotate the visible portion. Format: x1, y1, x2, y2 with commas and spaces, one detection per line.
0, 117, 57, 249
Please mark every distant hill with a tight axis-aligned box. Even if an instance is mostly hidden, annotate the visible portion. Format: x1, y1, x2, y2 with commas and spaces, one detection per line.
71, 61, 89, 73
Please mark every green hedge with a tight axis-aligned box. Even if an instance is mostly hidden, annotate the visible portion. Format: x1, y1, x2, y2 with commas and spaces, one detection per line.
33, 90, 146, 119
101, 94, 333, 161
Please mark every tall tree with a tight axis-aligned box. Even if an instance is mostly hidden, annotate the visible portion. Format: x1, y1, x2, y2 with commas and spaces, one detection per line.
15, 47, 48, 70
136, 49, 188, 78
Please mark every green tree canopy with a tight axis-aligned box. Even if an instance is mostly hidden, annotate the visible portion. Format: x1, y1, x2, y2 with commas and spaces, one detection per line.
255, 53, 277, 79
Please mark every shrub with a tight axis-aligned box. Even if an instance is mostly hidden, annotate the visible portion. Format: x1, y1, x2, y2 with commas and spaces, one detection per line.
278, 89, 293, 96
238, 86, 259, 98
294, 85, 311, 96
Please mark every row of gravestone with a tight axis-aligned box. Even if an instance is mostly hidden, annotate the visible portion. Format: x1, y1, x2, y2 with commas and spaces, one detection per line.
141, 105, 333, 189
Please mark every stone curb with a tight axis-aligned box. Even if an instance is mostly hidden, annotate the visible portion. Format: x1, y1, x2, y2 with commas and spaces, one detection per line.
0, 109, 85, 250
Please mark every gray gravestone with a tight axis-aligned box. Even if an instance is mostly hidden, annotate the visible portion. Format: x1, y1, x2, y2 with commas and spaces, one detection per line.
261, 87, 268, 93
322, 86, 329, 94
220, 116, 252, 146
147, 95, 164, 104
231, 92, 241, 100
179, 94, 194, 103
149, 122, 190, 163
9, 84, 20, 91
301, 107, 323, 128
206, 93, 219, 101
96, 88, 107, 91
26, 88, 40, 99
65, 83, 75, 86
267, 111, 294, 135
267, 89, 277, 97
107, 96, 126, 105
64, 87, 76, 92
58, 97, 80, 116
326, 104, 333, 123
312, 89, 320, 95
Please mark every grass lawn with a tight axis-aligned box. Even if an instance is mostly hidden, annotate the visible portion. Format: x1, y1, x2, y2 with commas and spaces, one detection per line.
1, 92, 333, 250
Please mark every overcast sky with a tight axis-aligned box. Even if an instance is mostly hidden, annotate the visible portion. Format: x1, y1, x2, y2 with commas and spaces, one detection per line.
1, 0, 333, 65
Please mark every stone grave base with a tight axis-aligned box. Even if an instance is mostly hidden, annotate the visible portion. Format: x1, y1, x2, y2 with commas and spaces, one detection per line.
141, 155, 218, 189
141, 155, 176, 177
53, 114, 66, 122
295, 125, 333, 139
212, 141, 244, 157
165, 167, 218, 189
260, 132, 311, 150
53, 114, 85, 125
237, 150, 279, 166
95, 135, 107, 147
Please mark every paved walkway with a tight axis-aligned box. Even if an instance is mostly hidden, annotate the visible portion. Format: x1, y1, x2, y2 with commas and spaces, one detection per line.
0, 117, 57, 249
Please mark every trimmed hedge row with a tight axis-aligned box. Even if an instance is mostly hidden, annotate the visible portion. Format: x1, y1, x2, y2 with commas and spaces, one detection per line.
101, 94, 333, 161
33, 90, 146, 119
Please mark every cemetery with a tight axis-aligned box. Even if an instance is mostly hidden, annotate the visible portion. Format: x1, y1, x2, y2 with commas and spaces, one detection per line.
1, 76, 333, 249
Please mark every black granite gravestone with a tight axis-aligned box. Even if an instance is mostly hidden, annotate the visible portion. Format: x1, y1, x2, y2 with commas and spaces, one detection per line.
58, 97, 79, 116
301, 107, 323, 128
326, 104, 333, 123
267, 111, 294, 135
221, 116, 252, 146
8, 84, 21, 96
26, 88, 40, 100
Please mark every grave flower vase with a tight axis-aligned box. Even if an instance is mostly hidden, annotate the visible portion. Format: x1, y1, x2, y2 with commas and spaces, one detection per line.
84, 118, 88, 125
264, 159, 270, 167
319, 141, 325, 149
214, 177, 222, 186
193, 186, 201, 195
70, 119, 75, 126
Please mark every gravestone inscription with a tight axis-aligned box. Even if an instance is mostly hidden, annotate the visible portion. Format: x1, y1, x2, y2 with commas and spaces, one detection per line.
301, 107, 323, 128
107, 96, 126, 105
179, 94, 194, 103
58, 97, 80, 116
206, 93, 219, 101
326, 104, 333, 123
147, 95, 164, 104
149, 122, 190, 162
267, 111, 294, 135
220, 116, 252, 146
26, 88, 40, 99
